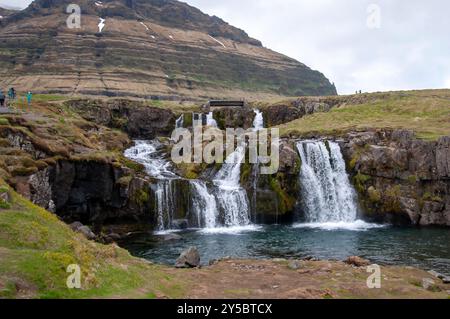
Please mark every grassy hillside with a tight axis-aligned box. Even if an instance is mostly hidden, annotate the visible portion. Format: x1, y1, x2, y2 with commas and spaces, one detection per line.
277, 89, 450, 140
0, 180, 188, 299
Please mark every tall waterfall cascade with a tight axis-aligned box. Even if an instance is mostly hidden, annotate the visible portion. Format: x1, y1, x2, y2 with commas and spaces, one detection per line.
213, 144, 251, 227
124, 110, 270, 232
296, 141, 358, 223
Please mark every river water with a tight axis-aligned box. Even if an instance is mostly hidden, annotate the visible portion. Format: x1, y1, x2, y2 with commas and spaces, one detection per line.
121, 224, 450, 275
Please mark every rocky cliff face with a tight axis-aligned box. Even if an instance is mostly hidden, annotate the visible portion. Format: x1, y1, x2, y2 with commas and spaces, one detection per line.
243, 130, 450, 227
340, 130, 450, 226
0, 0, 336, 100
16, 159, 154, 228
65, 99, 176, 138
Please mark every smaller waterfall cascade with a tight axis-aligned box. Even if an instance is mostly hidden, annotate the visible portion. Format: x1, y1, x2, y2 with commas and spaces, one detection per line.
213, 144, 251, 226
252, 109, 264, 131
124, 140, 178, 231
296, 141, 358, 223
190, 181, 218, 228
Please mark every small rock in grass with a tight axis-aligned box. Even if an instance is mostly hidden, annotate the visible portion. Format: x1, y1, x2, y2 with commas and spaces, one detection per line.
345, 256, 370, 267
70, 222, 96, 240
273, 258, 287, 263
288, 260, 302, 270
422, 278, 436, 291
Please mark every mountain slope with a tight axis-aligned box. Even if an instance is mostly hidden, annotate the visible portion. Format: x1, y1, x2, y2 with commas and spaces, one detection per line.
0, 0, 336, 100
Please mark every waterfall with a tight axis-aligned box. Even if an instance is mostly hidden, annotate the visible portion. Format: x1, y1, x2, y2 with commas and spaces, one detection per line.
252, 109, 264, 131
250, 109, 264, 217
125, 139, 253, 231
190, 181, 217, 228
154, 180, 175, 231
296, 140, 358, 223
125, 140, 178, 231
176, 115, 184, 129
124, 140, 176, 179
213, 144, 250, 227
206, 112, 218, 127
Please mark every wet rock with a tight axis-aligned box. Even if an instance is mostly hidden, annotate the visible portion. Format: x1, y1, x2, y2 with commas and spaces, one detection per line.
106, 233, 122, 242
429, 271, 450, 284
69, 221, 83, 231
175, 247, 200, 268
345, 256, 370, 267
208, 259, 218, 266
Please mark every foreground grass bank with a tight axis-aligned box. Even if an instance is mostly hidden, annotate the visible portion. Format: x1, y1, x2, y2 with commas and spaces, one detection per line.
1, 182, 448, 299
0, 181, 187, 299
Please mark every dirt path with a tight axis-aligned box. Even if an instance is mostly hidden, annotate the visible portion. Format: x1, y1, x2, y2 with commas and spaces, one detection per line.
165, 259, 450, 299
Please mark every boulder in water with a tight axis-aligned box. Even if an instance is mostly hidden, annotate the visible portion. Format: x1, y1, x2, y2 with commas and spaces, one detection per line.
345, 256, 370, 267
175, 247, 200, 268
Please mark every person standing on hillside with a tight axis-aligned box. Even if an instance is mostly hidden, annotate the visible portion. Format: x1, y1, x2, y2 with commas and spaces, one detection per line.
27, 91, 33, 107
8, 87, 16, 100
0, 90, 5, 107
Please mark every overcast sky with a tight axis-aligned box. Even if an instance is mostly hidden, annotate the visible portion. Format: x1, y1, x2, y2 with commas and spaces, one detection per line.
2, 0, 450, 94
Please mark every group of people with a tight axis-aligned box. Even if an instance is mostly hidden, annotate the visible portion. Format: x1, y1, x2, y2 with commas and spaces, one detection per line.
0, 88, 32, 108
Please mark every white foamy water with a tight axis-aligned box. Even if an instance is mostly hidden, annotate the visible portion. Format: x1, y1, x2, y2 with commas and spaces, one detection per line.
293, 220, 386, 231
124, 140, 179, 231
252, 109, 264, 131
124, 140, 176, 179
199, 225, 262, 235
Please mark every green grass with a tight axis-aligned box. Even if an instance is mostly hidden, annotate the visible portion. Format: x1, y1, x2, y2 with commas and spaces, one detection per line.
277, 90, 450, 140
0, 181, 188, 299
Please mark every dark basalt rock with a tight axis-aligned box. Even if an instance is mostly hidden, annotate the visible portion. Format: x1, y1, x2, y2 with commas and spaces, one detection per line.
18, 159, 155, 229
65, 99, 176, 139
